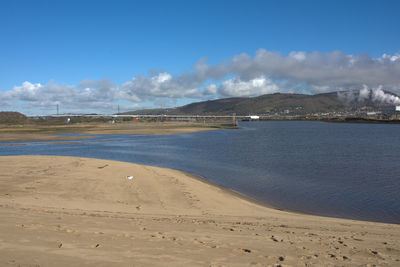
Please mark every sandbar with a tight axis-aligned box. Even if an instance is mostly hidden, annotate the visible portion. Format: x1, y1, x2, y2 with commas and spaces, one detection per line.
0, 155, 399, 266
0, 121, 225, 142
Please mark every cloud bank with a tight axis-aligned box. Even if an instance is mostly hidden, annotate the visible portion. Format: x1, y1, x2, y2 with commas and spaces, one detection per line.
1, 49, 400, 114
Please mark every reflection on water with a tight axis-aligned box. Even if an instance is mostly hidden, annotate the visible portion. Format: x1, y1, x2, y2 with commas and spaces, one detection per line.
1, 121, 400, 224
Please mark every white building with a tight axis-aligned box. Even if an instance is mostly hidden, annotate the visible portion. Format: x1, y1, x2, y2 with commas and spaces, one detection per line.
249, 115, 260, 120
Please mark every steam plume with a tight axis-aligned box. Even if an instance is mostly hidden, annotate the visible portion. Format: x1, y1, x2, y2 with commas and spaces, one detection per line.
337, 86, 400, 105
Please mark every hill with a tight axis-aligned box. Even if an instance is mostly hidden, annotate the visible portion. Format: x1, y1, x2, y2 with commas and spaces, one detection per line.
0, 111, 28, 124
124, 90, 399, 116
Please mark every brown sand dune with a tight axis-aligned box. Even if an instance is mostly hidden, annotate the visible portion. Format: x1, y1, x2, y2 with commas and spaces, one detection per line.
0, 155, 399, 266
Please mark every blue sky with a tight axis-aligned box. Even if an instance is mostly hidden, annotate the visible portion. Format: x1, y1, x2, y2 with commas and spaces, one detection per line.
1, 0, 399, 114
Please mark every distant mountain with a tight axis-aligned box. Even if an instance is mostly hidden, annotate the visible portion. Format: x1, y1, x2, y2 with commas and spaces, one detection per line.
123, 90, 400, 116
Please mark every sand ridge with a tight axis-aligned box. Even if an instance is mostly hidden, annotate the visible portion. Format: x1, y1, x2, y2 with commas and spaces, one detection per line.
0, 155, 399, 266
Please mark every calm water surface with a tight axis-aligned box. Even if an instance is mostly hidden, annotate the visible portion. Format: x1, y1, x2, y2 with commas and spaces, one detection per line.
1, 121, 400, 224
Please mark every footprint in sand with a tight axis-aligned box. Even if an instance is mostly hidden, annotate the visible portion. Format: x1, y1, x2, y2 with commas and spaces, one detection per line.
369, 249, 386, 260
233, 248, 251, 254
150, 232, 166, 240
351, 235, 364, 241
97, 164, 108, 169
327, 253, 337, 259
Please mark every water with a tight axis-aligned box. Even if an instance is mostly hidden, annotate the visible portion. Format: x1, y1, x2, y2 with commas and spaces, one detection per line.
1, 121, 400, 224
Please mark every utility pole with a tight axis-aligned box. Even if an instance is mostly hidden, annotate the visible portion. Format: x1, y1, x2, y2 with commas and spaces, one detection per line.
57, 104, 59, 115
118, 104, 120, 114
232, 113, 237, 126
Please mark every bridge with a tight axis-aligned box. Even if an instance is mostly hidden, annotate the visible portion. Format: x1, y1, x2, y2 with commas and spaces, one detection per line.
28, 114, 259, 120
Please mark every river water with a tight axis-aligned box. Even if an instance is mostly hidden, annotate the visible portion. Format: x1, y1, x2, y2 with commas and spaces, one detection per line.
1, 121, 400, 224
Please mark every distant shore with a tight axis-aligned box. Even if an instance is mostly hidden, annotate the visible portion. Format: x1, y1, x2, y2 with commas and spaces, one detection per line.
253, 117, 400, 124
0, 121, 235, 142
2, 118, 400, 143
0, 155, 399, 266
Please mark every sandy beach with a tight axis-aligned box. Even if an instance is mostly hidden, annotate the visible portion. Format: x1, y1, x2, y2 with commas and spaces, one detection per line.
0, 155, 399, 266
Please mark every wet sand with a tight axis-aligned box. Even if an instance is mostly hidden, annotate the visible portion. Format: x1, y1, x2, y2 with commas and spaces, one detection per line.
0, 155, 399, 266
0, 121, 223, 142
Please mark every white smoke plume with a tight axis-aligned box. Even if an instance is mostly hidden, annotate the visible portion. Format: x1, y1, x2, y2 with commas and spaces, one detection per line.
337, 85, 400, 105
372, 86, 400, 105
358, 86, 371, 102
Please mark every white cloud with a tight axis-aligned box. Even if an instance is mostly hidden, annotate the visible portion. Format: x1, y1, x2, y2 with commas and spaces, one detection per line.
2, 49, 400, 114
120, 72, 202, 102
228, 49, 400, 93
0, 92, 10, 107
5, 81, 44, 101
2, 80, 121, 113
380, 53, 400, 62
204, 84, 217, 95
219, 76, 279, 97
289, 51, 307, 61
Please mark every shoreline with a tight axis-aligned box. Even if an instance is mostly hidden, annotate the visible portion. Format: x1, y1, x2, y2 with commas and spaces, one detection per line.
180, 170, 287, 212
161, 167, 400, 225
1, 155, 399, 266
0, 153, 398, 224
0, 153, 394, 224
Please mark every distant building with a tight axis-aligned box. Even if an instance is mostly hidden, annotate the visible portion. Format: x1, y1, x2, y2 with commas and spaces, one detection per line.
249, 115, 260, 120
243, 115, 260, 121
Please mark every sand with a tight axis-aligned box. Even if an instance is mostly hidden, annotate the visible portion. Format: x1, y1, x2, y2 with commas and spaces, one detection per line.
0, 155, 399, 266
0, 122, 223, 142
